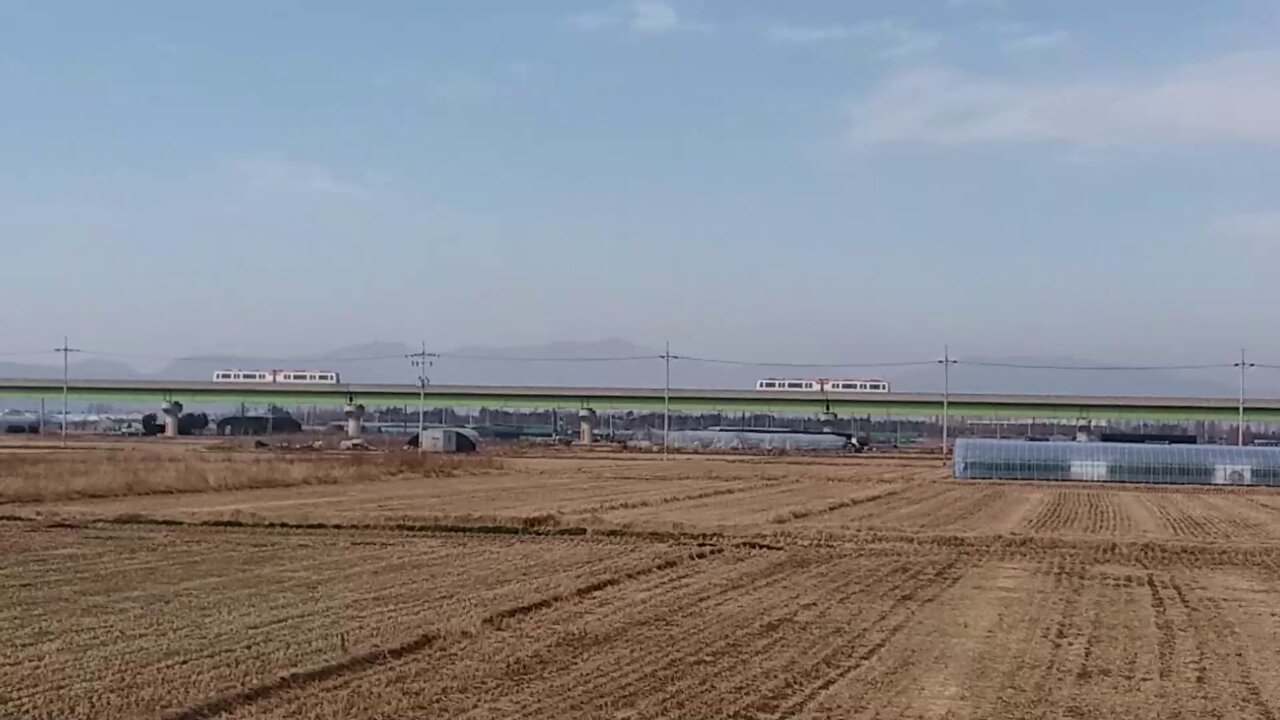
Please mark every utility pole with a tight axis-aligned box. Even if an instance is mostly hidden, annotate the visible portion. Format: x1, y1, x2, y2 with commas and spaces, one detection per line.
408, 341, 435, 453
53, 337, 80, 448
663, 342, 671, 460
939, 345, 957, 458
1236, 349, 1254, 447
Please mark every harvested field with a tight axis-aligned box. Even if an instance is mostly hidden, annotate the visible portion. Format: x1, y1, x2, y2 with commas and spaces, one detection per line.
0, 523, 698, 719
0, 450, 501, 503
9, 449, 1280, 718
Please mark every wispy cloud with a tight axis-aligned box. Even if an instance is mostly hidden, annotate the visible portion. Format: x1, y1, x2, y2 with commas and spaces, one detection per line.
947, 0, 1005, 8
563, 1, 709, 35
762, 19, 938, 58
873, 21, 940, 58
1004, 30, 1072, 54
563, 9, 615, 32
1211, 211, 1280, 241
762, 23, 851, 45
423, 73, 506, 104
846, 51, 1280, 149
223, 153, 369, 198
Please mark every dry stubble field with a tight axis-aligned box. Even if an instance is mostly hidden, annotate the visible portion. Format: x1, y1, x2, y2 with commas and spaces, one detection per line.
7, 447, 1280, 718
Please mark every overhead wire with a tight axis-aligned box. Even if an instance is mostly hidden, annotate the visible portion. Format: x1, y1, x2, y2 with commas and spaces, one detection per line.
958, 360, 1235, 371
1, 347, 1274, 371
437, 352, 662, 363
74, 350, 412, 363
670, 355, 938, 369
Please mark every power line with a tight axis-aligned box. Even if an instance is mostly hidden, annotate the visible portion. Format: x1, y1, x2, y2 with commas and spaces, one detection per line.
437, 352, 662, 362
958, 360, 1234, 371
75, 350, 660, 364
671, 355, 937, 369
0, 347, 1274, 371
75, 350, 412, 363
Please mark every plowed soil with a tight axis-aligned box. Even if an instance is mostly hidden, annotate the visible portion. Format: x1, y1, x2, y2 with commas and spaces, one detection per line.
8, 452, 1280, 718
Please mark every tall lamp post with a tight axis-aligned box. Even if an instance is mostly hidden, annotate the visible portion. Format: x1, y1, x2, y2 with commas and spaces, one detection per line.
408, 341, 436, 453
1235, 349, 1255, 447
54, 337, 81, 448
662, 342, 671, 461
939, 346, 957, 458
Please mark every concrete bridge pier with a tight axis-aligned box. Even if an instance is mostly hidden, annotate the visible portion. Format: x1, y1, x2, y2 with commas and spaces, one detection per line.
578, 409, 596, 444
819, 411, 838, 433
344, 403, 366, 438
162, 401, 183, 438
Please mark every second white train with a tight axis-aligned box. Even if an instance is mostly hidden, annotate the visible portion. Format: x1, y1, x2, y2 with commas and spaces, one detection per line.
756, 378, 890, 393
212, 369, 341, 384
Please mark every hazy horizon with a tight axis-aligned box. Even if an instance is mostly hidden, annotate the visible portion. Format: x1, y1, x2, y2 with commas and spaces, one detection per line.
3, 1, 1279, 365
3, 337, 1277, 398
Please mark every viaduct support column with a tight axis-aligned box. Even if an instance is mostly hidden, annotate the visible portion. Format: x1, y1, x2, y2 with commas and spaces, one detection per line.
345, 403, 366, 438
578, 409, 596, 445
819, 411, 838, 434
162, 401, 183, 438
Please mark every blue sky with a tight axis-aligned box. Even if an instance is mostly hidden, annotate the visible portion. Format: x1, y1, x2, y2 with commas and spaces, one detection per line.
2, 0, 1279, 366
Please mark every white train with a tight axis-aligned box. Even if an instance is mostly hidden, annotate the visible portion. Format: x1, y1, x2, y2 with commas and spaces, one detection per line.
756, 378, 890, 393
212, 369, 341, 384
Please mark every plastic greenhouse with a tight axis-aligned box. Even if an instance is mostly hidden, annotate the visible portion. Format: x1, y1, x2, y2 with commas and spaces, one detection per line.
953, 438, 1280, 486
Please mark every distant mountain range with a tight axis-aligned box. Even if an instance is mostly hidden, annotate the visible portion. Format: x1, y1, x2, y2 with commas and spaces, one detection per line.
0, 339, 1268, 398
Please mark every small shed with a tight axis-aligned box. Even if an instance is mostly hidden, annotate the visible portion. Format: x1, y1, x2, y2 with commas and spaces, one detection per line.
416, 428, 480, 453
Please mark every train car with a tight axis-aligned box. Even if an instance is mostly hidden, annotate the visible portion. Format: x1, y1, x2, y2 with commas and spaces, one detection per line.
756, 378, 822, 392
211, 369, 340, 384
274, 370, 340, 384
827, 378, 890, 393
755, 378, 890, 393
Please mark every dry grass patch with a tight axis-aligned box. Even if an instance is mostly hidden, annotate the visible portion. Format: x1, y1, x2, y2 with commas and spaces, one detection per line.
0, 451, 502, 503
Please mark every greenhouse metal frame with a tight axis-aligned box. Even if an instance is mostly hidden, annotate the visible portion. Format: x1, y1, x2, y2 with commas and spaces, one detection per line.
953, 438, 1280, 486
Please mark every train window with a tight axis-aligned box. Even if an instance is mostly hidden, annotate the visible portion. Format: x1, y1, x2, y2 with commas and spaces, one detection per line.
786, 382, 804, 389
761, 381, 773, 388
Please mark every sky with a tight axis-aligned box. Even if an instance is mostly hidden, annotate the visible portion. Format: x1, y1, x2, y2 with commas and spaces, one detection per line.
2, 0, 1280, 368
